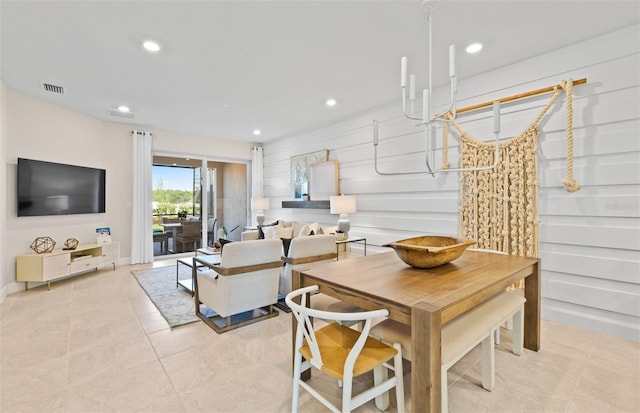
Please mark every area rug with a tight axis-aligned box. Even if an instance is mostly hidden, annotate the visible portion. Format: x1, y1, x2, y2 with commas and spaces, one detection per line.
131, 265, 199, 328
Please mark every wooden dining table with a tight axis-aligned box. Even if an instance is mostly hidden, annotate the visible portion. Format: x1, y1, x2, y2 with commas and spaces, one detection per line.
291, 249, 540, 413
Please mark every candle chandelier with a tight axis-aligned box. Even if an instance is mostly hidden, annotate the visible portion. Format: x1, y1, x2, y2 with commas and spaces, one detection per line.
373, 0, 500, 176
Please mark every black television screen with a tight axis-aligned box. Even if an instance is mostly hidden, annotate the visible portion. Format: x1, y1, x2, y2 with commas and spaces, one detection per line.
17, 158, 106, 217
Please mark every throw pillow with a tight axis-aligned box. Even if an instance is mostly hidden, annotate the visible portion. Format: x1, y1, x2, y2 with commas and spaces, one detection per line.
297, 224, 312, 238
219, 238, 233, 253
308, 222, 321, 235
257, 220, 279, 239
281, 238, 293, 257
275, 226, 293, 240
263, 226, 278, 239
291, 221, 306, 238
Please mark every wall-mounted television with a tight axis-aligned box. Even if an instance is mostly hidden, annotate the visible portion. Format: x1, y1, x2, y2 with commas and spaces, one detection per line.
17, 158, 106, 217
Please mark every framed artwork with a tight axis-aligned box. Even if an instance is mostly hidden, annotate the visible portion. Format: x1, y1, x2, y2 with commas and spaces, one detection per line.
291, 150, 329, 199
309, 161, 339, 200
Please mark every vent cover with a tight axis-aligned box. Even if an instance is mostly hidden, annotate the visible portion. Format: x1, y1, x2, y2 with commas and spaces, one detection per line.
42, 83, 65, 94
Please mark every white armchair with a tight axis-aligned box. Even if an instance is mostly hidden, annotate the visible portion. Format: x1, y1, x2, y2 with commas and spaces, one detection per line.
280, 234, 337, 296
194, 238, 283, 333
280, 234, 361, 315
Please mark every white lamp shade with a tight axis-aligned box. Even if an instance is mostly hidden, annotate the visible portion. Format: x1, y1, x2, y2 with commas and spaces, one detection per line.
330, 195, 356, 214
251, 197, 270, 211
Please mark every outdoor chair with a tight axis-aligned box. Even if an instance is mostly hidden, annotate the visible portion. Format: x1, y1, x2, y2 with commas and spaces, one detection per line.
207, 217, 217, 246
175, 220, 201, 252
152, 231, 168, 255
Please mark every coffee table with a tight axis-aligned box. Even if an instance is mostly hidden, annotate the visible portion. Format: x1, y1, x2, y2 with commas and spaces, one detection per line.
176, 254, 221, 295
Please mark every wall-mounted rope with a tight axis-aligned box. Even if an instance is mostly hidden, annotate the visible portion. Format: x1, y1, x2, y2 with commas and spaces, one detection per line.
560, 79, 581, 192
441, 78, 582, 192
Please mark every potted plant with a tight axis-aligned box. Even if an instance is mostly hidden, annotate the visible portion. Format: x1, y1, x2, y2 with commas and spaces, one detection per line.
302, 193, 310, 201
335, 229, 346, 241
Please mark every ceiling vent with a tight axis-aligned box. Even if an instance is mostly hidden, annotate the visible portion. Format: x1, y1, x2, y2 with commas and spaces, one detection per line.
41, 82, 65, 94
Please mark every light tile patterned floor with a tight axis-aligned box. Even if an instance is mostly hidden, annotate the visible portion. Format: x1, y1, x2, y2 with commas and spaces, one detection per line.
1, 260, 638, 413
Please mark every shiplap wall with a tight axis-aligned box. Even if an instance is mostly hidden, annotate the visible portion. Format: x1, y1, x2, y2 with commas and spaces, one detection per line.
262, 25, 640, 342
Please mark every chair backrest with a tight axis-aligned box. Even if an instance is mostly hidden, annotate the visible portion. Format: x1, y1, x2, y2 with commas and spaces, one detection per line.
286, 285, 388, 373
207, 217, 217, 232
162, 217, 180, 224
280, 234, 336, 296
221, 238, 282, 268
287, 234, 336, 259
180, 221, 201, 237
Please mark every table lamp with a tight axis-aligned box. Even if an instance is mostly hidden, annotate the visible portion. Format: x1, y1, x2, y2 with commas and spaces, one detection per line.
251, 197, 270, 226
330, 195, 357, 236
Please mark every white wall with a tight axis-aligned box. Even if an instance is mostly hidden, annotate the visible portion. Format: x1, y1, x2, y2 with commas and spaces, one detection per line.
1, 89, 252, 298
262, 25, 640, 342
0, 83, 7, 300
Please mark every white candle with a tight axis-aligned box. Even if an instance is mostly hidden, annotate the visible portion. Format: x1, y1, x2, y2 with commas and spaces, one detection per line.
449, 44, 456, 77
401, 57, 407, 87
423, 89, 430, 122
493, 101, 500, 133
409, 74, 416, 101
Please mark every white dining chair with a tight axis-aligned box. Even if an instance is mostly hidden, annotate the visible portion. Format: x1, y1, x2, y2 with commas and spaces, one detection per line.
286, 285, 405, 413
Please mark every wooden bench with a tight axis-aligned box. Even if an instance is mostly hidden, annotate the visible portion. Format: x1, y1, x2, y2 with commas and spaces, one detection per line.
370, 291, 526, 413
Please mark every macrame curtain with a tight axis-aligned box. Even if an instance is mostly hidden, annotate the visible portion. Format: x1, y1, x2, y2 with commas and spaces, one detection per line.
131, 130, 154, 264
448, 80, 578, 261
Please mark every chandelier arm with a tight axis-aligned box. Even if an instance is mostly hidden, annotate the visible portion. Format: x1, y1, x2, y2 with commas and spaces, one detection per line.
402, 86, 425, 121
424, 125, 435, 176
373, 120, 435, 176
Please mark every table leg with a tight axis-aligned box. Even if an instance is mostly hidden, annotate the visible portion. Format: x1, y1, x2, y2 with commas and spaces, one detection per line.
524, 259, 541, 351
412, 302, 442, 413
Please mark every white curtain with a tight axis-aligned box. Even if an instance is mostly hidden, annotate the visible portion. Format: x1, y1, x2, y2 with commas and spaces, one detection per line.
251, 146, 264, 227
251, 146, 264, 199
131, 130, 154, 264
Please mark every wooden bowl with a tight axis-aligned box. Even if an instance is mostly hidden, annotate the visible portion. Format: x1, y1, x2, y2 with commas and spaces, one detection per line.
382, 236, 476, 268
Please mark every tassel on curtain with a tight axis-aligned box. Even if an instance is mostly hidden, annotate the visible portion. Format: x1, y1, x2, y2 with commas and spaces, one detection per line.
131, 130, 154, 264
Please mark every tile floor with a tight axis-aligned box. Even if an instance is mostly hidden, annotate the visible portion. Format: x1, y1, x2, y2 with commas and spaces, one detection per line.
1, 259, 638, 413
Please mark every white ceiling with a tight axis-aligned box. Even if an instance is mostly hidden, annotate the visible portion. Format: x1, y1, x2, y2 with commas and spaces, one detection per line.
2, 1, 639, 143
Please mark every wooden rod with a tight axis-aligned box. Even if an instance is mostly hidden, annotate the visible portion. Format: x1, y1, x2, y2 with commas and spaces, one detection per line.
453, 78, 587, 115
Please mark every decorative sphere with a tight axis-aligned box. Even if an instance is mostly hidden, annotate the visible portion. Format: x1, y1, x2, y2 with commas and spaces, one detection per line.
30, 236, 56, 254
64, 238, 79, 249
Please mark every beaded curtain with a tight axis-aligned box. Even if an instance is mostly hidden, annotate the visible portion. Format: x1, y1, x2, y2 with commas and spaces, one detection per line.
444, 80, 579, 263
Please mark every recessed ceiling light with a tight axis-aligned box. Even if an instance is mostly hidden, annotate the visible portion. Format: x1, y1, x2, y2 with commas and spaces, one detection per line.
465, 42, 483, 54
143, 40, 161, 52
253, 129, 261, 136
117, 105, 130, 113
326, 98, 337, 107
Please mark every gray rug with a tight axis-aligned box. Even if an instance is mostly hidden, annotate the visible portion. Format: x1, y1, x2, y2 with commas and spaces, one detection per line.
131, 264, 200, 328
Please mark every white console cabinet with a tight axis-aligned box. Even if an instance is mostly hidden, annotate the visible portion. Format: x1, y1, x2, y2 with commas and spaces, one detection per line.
17, 242, 120, 290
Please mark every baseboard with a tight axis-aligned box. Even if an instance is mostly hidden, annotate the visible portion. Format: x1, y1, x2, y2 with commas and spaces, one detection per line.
542, 299, 640, 342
